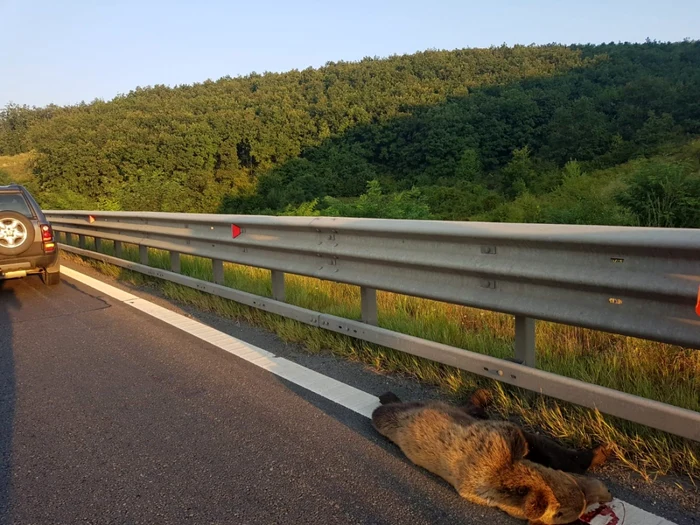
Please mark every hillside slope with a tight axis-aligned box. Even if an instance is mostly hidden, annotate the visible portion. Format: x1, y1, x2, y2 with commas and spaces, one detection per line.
1, 41, 699, 226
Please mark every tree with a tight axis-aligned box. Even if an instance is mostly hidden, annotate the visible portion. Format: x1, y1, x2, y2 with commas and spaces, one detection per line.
455, 148, 482, 181
323, 180, 433, 219
616, 161, 700, 228
500, 146, 535, 196
544, 97, 612, 164
635, 112, 676, 151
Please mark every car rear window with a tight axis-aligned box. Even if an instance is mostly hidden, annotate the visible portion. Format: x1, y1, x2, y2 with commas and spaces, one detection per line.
0, 193, 33, 217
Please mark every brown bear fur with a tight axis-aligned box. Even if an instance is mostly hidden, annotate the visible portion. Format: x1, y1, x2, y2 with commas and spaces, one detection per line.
372, 395, 612, 524
457, 389, 613, 474
378, 390, 612, 474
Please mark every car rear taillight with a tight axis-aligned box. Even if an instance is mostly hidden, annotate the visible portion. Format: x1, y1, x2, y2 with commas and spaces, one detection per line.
41, 224, 54, 242
41, 224, 56, 253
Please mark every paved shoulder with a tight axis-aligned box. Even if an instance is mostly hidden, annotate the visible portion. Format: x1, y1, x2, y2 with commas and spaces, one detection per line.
1, 275, 517, 525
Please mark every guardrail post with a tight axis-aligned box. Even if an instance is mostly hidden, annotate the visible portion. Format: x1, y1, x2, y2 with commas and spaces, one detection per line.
271, 270, 285, 302
170, 251, 181, 273
114, 241, 123, 258
212, 259, 225, 285
361, 287, 378, 325
515, 315, 536, 367
139, 245, 149, 266
65, 232, 73, 245
94, 238, 102, 252
78, 234, 86, 249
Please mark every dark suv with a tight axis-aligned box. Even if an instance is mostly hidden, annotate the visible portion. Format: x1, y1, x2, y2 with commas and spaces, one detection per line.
0, 184, 60, 285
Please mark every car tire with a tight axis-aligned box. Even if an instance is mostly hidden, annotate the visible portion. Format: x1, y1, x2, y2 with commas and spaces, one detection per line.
0, 210, 35, 256
43, 270, 61, 286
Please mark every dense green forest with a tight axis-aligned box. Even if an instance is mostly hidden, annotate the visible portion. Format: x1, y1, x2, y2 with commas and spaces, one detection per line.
1, 40, 700, 227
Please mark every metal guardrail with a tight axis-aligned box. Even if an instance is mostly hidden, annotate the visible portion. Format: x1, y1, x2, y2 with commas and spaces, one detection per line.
45, 210, 700, 441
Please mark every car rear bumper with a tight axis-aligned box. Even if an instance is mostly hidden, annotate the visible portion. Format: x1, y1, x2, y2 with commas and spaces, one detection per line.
0, 250, 60, 276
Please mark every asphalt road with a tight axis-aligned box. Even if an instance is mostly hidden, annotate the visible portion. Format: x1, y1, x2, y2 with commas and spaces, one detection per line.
0, 274, 525, 525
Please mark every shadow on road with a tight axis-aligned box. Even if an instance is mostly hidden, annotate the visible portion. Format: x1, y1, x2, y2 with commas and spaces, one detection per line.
0, 280, 19, 524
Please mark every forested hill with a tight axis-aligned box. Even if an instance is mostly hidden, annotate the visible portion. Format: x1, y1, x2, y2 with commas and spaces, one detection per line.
1, 41, 700, 227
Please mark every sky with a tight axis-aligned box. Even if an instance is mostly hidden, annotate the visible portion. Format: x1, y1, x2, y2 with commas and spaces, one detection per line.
1, 0, 698, 108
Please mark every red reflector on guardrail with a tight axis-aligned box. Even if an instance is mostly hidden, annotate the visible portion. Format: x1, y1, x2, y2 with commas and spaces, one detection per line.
232, 224, 241, 238
88, 215, 96, 223
696, 286, 700, 317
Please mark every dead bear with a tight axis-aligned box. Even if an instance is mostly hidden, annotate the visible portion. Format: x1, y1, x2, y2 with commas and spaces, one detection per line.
372, 393, 612, 524
452, 389, 612, 474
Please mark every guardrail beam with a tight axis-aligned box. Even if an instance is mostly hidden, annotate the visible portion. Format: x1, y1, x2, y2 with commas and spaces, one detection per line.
43, 210, 700, 349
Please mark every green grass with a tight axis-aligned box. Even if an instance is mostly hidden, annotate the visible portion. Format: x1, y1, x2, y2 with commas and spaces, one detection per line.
62, 234, 700, 482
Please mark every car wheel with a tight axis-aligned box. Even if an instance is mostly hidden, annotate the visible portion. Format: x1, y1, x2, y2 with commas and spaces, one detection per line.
43, 270, 61, 286
0, 211, 35, 256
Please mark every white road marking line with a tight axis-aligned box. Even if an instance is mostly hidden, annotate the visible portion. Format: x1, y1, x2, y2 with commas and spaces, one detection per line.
62, 265, 678, 525
62, 266, 138, 301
